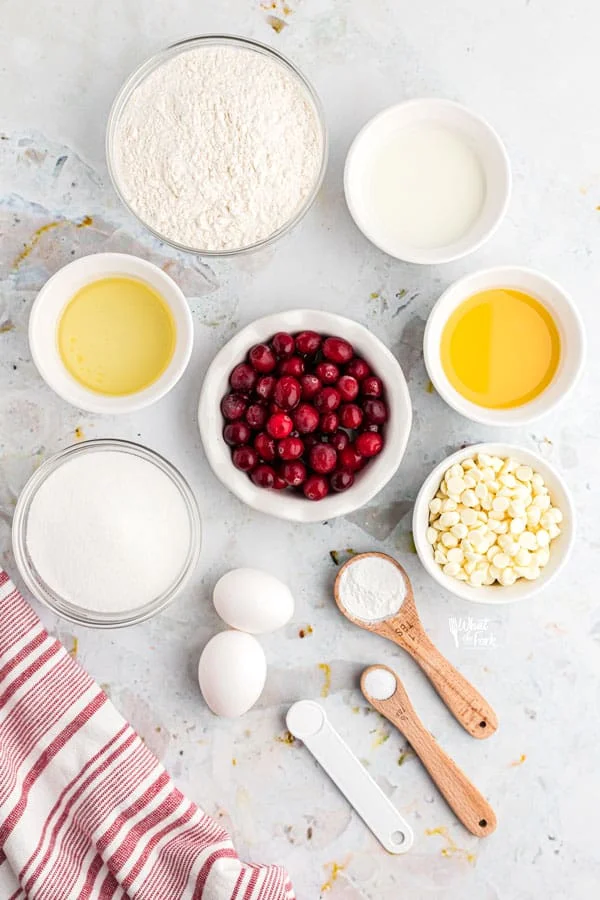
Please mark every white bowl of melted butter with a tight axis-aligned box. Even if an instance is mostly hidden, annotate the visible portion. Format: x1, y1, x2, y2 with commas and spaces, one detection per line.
29, 252, 193, 414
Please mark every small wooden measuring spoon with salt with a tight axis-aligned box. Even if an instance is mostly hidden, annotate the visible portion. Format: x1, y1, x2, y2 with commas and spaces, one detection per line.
334, 552, 497, 738
361, 665, 497, 837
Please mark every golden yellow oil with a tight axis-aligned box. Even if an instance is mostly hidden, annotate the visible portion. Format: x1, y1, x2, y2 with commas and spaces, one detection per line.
440, 288, 561, 409
58, 276, 176, 396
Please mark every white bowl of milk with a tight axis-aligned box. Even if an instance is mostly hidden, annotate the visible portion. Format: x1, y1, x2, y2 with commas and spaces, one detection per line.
344, 98, 511, 265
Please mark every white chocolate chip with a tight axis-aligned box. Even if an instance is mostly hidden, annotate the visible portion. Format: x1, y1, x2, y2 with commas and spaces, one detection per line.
447, 547, 464, 564
446, 477, 466, 495
451, 523, 469, 540
460, 508, 479, 526
519, 531, 538, 551
461, 489, 478, 508
439, 511, 460, 528
536, 529, 550, 548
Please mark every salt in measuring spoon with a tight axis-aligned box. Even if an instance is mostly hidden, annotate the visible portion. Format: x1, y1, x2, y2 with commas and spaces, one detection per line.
334, 552, 498, 738
361, 665, 497, 837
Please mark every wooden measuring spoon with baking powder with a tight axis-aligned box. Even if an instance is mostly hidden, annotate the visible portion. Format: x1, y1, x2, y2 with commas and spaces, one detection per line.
334, 552, 497, 738
361, 665, 497, 837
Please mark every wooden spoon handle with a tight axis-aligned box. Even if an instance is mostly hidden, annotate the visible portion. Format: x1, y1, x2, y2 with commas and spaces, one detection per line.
401, 628, 498, 738
361, 667, 497, 838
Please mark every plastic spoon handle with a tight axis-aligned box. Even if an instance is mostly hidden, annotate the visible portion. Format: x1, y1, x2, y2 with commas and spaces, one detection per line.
286, 700, 413, 854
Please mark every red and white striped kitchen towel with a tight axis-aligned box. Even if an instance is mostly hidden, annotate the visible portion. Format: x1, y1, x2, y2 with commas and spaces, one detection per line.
0, 569, 295, 900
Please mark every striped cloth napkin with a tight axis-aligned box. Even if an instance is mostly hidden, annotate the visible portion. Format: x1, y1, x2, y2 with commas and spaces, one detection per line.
0, 569, 295, 900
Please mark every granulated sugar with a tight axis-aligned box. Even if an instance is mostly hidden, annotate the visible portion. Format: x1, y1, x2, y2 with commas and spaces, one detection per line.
113, 43, 323, 252
26, 450, 191, 613
338, 556, 407, 622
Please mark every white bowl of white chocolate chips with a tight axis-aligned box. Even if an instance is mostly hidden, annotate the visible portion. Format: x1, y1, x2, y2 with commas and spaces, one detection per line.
413, 443, 575, 603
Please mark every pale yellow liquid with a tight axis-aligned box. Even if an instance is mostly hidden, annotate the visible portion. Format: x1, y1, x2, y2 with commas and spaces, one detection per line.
58, 277, 176, 396
440, 288, 561, 409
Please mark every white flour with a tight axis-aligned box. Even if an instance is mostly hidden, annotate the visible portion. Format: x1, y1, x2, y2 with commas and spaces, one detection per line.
113, 44, 323, 251
339, 556, 407, 622
26, 451, 191, 613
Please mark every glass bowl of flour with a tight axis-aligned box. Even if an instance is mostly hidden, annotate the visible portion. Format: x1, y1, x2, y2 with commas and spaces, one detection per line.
106, 35, 328, 256
12, 440, 202, 627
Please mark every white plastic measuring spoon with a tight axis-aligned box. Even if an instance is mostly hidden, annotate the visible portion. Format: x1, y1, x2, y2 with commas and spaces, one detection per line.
286, 700, 413, 854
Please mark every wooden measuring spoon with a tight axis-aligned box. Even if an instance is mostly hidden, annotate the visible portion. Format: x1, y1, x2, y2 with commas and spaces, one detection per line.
361, 665, 497, 837
334, 552, 497, 738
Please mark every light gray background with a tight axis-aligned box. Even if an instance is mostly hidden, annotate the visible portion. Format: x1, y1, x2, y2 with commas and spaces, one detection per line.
1, 2, 599, 898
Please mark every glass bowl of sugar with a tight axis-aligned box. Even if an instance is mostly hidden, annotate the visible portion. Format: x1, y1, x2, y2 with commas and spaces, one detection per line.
106, 34, 328, 257
12, 440, 202, 628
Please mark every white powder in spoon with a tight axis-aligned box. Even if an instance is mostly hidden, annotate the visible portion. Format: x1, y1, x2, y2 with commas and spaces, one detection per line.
338, 556, 407, 622
363, 668, 397, 701
26, 450, 192, 613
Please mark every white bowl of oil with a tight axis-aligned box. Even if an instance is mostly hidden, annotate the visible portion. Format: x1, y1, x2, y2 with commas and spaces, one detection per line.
424, 266, 586, 426
29, 252, 193, 414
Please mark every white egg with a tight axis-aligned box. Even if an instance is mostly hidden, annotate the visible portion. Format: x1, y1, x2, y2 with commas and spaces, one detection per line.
213, 568, 294, 634
198, 631, 267, 717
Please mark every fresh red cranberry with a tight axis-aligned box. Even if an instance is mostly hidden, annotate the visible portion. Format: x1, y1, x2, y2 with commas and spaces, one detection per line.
223, 421, 251, 446
232, 446, 258, 472
279, 356, 305, 377
323, 336, 354, 364
365, 423, 380, 432
267, 412, 294, 439
282, 460, 307, 487
339, 445, 364, 471
274, 376, 302, 411
314, 387, 341, 413
249, 343, 276, 373
303, 474, 330, 501
330, 469, 355, 492
337, 375, 359, 402
361, 376, 383, 398
246, 403, 267, 430
271, 332, 295, 359
339, 403, 364, 430
330, 430, 350, 452
254, 375, 276, 402
356, 431, 384, 457
277, 435, 304, 460
309, 443, 337, 474
293, 403, 320, 434
221, 393, 247, 421
363, 398, 388, 425
345, 357, 371, 380
230, 363, 257, 393
295, 330, 322, 355
251, 465, 277, 488
320, 412, 339, 434
300, 374, 322, 399
315, 361, 340, 384
254, 431, 276, 461
272, 473, 287, 490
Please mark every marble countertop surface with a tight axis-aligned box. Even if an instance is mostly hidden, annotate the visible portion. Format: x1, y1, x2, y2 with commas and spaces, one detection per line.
1, 1, 599, 897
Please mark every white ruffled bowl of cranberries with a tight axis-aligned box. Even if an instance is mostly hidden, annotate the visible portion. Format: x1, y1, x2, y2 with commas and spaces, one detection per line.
198, 310, 412, 522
